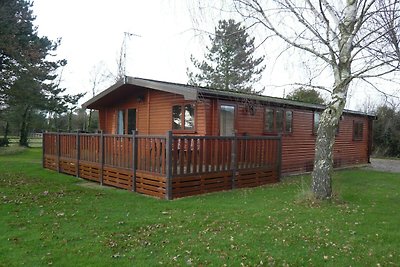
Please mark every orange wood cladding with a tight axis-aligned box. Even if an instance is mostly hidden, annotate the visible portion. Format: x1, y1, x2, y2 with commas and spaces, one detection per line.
44, 82, 373, 199
95, 86, 372, 175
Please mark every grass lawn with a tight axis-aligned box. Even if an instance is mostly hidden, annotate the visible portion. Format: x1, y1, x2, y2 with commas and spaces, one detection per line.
0, 148, 399, 266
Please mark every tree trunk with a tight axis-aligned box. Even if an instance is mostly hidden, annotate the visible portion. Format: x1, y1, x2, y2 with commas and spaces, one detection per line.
312, 76, 351, 199
311, 106, 339, 198
4, 121, 9, 139
310, 0, 357, 199
19, 106, 30, 147
87, 109, 93, 132
67, 110, 72, 132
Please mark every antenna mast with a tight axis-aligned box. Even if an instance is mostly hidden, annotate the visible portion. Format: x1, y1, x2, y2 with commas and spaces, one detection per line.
117, 31, 141, 80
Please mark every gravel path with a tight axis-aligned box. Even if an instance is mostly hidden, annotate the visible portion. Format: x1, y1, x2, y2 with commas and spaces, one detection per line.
367, 158, 400, 173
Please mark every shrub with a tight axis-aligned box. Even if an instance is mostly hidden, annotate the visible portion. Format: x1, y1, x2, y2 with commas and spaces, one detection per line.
0, 138, 10, 147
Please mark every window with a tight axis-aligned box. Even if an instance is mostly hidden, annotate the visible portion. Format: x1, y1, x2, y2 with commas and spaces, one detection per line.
353, 121, 363, 140
117, 110, 125, 135
313, 112, 320, 134
127, 109, 136, 133
220, 105, 235, 136
184, 104, 195, 130
264, 108, 293, 133
117, 108, 137, 134
172, 105, 182, 130
172, 103, 195, 131
265, 108, 274, 132
285, 111, 293, 133
276, 110, 284, 132
313, 112, 340, 135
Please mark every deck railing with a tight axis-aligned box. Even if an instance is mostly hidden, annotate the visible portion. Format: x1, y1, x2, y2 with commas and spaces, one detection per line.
170, 135, 281, 175
43, 131, 281, 199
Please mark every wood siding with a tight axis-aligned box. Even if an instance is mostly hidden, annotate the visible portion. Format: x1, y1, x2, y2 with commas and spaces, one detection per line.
203, 99, 371, 175
97, 86, 372, 175
98, 86, 207, 135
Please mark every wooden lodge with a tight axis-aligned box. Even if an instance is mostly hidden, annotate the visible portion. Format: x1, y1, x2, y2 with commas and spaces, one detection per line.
43, 77, 374, 199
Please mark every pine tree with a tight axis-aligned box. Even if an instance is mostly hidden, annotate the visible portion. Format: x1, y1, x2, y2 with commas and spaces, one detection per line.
187, 19, 265, 93
0, 0, 83, 146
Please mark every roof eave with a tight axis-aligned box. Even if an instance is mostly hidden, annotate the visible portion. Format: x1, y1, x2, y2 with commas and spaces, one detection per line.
82, 78, 126, 109
199, 88, 375, 117
82, 76, 198, 109
126, 77, 197, 101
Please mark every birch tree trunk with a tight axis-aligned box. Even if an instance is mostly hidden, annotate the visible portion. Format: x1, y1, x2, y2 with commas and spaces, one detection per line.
312, 0, 356, 198
312, 83, 349, 198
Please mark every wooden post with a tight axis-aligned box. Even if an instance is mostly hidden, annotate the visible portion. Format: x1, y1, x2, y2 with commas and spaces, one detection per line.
165, 130, 173, 200
132, 130, 137, 192
277, 135, 282, 182
100, 131, 104, 185
76, 131, 80, 177
231, 134, 237, 189
42, 132, 46, 169
57, 131, 61, 173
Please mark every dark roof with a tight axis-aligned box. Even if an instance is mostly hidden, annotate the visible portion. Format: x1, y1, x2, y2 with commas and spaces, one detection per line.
82, 76, 374, 117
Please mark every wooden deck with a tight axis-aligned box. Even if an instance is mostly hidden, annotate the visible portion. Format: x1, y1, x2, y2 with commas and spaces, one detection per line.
43, 132, 281, 199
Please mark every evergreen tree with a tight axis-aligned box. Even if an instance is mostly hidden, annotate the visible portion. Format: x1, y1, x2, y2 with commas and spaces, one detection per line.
0, 0, 48, 105
286, 88, 325, 105
0, 0, 82, 146
187, 19, 265, 93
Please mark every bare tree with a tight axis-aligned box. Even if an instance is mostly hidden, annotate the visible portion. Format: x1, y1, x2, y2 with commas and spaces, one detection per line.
87, 62, 112, 131
222, 0, 400, 198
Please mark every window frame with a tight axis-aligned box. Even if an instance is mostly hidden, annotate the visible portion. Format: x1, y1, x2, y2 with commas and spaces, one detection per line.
313, 111, 321, 135
264, 108, 275, 133
285, 110, 293, 134
116, 108, 137, 135
117, 109, 125, 135
171, 102, 196, 133
263, 107, 293, 134
219, 103, 237, 136
313, 111, 341, 136
353, 120, 364, 141
275, 109, 284, 132
127, 108, 137, 134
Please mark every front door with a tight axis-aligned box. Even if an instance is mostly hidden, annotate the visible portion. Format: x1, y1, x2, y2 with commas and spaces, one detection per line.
220, 105, 235, 136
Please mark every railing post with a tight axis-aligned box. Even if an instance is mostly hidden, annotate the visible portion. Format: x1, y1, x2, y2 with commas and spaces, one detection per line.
132, 130, 137, 192
42, 132, 46, 169
231, 134, 237, 189
76, 131, 80, 178
277, 134, 282, 181
165, 130, 173, 200
100, 131, 104, 185
57, 131, 61, 173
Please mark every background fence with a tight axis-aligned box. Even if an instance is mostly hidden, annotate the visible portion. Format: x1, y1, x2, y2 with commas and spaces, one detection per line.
43, 131, 281, 199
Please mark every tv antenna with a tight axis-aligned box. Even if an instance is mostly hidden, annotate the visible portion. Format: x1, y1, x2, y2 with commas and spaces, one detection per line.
117, 31, 141, 79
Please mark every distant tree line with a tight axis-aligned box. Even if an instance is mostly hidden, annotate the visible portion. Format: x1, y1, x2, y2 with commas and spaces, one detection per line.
373, 105, 400, 158
0, 108, 99, 146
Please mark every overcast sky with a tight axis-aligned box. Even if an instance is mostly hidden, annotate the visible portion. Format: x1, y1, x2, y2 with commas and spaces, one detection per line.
31, 0, 396, 110
32, 1, 197, 98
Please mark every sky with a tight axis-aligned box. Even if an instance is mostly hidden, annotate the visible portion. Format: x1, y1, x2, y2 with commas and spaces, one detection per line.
32, 1, 200, 99
31, 0, 397, 110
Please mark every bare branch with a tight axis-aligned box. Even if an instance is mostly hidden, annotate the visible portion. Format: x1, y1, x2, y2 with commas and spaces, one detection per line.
234, 0, 333, 64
